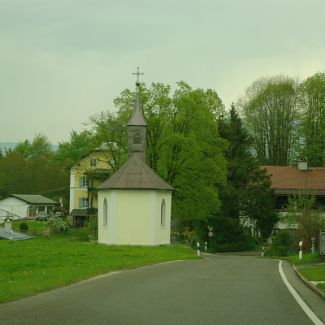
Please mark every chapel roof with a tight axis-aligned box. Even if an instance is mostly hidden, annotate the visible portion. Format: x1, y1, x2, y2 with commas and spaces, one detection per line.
98, 153, 174, 191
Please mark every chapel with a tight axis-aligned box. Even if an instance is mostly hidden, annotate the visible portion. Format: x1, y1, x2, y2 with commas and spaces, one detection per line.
97, 74, 173, 245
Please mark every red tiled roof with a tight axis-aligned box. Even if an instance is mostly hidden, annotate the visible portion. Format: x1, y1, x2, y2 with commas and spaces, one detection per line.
261, 166, 325, 195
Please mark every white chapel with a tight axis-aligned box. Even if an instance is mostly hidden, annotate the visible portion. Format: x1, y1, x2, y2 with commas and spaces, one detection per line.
97, 77, 173, 245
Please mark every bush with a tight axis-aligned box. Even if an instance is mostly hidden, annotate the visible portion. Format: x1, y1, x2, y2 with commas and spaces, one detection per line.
19, 222, 28, 233
47, 216, 70, 234
265, 230, 297, 256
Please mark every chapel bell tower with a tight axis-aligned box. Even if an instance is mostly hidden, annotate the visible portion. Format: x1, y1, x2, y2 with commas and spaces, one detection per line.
127, 68, 147, 161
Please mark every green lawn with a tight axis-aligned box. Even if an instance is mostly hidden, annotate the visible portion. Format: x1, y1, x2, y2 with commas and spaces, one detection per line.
12, 220, 48, 236
299, 265, 325, 282
299, 264, 325, 294
286, 253, 320, 265
0, 233, 198, 303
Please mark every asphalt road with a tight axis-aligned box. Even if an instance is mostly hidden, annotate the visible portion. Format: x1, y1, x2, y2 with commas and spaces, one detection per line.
1, 255, 324, 325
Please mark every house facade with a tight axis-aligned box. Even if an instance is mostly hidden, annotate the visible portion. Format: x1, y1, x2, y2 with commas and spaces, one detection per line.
69, 148, 111, 226
262, 161, 325, 230
0, 194, 58, 222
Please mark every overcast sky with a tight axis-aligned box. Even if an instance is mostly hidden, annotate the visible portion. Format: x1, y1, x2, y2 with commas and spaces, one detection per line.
1, 0, 324, 144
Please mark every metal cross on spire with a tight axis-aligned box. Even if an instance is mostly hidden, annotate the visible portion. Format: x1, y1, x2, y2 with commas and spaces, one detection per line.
132, 67, 144, 87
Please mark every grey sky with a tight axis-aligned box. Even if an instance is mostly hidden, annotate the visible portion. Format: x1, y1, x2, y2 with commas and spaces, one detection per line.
1, 0, 324, 144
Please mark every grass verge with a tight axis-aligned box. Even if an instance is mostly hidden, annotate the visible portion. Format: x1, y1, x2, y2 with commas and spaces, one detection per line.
286, 253, 320, 265
0, 236, 198, 303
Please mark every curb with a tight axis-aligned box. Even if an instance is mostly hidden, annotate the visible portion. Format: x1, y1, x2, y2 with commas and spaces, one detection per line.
291, 263, 325, 301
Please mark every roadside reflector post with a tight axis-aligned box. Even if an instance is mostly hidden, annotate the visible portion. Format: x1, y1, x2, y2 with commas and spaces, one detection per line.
197, 242, 200, 256
299, 241, 303, 260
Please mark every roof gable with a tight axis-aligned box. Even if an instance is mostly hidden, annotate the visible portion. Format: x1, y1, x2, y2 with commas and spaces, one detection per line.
10, 194, 58, 205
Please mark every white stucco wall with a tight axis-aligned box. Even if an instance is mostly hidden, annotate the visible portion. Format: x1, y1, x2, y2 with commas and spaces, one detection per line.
98, 189, 171, 246
0, 197, 28, 219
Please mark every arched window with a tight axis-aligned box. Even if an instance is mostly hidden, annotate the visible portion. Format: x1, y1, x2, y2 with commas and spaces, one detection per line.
103, 198, 108, 226
161, 199, 166, 228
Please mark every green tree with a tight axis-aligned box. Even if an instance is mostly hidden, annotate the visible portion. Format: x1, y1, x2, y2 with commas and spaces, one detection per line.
210, 104, 277, 249
242, 76, 300, 165
0, 135, 69, 202
15, 134, 52, 159
298, 72, 325, 166
285, 194, 325, 250
242, 168, 278, 239
89, 111, 128, 171
55, 130, 97, 166
89, 81, 227, 229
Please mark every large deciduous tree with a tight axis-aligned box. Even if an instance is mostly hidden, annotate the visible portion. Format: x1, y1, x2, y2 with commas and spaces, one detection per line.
89, 81, 227, 228
242, 76, 300, 166
298, 72, 325, 167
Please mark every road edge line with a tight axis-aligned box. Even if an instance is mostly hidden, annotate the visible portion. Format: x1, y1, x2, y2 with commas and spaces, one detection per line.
278, 260, 323, 325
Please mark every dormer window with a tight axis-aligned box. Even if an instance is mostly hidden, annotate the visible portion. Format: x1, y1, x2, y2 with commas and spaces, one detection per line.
90, 158, 97, 166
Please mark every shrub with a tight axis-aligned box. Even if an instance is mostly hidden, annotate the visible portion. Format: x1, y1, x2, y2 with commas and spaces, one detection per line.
265, 230, 297, 256
47, 216, 70, 234
19, 222, 28, 233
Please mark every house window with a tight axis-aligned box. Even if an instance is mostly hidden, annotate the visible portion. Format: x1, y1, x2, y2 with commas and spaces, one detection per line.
90, 158, 97, 167
79, 176, 88, 187
161, 199, 166, 228
79, 198, 89, 208
103, 198, 108, 226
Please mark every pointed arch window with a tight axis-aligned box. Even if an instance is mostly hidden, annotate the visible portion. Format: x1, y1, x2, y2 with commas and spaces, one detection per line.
161, 199, 166, 228
103, 198, 108, 226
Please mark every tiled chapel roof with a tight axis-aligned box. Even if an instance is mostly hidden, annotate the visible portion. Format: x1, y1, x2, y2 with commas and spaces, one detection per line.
98, 154, 174, 191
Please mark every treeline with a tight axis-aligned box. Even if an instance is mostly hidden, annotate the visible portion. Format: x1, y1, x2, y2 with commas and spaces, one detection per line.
242, 72, 325, 166
1, 72, 324, 250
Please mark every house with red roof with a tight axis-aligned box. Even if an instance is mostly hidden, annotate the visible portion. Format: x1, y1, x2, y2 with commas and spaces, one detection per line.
262, 161, 325, 229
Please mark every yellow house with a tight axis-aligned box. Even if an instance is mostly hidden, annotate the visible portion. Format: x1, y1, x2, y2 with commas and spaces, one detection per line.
69, 147, 111, 227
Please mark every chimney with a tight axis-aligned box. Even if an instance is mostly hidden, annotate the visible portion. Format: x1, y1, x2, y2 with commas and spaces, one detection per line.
298, 160, 308, 171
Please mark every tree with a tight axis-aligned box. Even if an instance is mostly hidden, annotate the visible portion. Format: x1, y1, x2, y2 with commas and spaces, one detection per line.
242, 76, 300, 165
209, 104, 277, 249
285, 194, 325, 250
242, 168, 278, 239
55, 130, 97, 166
0, 135, 69, 202
298, 72, 325, 166
15, 134, 52, 159
89, 111, 128, 171
89, 81, 227, 229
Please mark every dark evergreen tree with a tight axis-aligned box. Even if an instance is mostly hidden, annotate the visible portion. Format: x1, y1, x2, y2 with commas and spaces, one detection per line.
206, 104, 278, 251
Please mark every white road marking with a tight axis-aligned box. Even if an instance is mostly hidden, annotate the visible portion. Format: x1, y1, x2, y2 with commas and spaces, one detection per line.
278, 260, 324, 325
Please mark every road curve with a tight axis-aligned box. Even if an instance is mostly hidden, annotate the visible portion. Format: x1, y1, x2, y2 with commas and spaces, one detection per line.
0, 255, 324, 325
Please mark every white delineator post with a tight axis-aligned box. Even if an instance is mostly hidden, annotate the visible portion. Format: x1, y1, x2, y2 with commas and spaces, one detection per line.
299, 241, 303, 260
197, 242, 200, 256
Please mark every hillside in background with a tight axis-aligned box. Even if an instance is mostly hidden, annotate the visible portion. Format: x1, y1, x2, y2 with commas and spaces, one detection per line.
0, 143, 58, 153
0, 143, 17, 153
